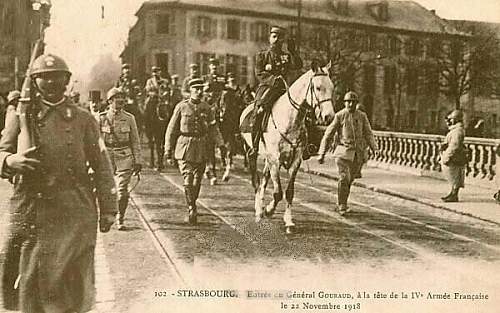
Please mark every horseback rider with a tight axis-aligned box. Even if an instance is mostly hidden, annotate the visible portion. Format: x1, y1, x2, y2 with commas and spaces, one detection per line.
250, 25, 303, 157
116, 63, 140, 115
144, 66, 171, 170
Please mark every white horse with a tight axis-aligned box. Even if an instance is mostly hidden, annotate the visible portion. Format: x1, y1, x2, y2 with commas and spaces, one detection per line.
240, 61, 335, 234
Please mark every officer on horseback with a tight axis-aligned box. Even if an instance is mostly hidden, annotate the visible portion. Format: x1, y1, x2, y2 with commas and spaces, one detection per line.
100, 87, 142, 230
116, 63, 140, 115
250, 25, 303, 157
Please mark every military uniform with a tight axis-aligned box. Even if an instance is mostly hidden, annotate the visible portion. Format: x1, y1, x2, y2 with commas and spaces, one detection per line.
0, 98, 117, 313
318, 106, 377, 211
116, 75, 140, 114
99, 107, 141, 228
251, 26, 303, 154
144, 74, 171, 169
165, 91, 223, 223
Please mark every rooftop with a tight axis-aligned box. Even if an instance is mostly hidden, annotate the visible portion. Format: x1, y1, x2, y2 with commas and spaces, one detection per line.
137, 0, 463, 36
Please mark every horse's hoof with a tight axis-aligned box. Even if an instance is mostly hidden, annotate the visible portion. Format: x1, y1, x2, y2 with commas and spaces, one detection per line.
222, 174, 230, 182
285, 226, 294, 235
264, 207, 275, 218
255, 215, 262, 223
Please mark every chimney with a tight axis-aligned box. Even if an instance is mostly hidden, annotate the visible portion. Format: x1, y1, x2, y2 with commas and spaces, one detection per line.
430, 9, 436, 15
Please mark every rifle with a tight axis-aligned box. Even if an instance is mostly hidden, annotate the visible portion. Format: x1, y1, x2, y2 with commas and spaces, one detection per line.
17, 39, 45, 153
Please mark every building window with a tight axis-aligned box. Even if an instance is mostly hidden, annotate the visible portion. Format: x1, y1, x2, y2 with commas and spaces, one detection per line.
155, 53, 169, 76
224, 54, 248, 85
427, 38, 441, 58
195, 52, 215, 76
362, 33, 377, 52
406, 38, 423, 56
191, 16, 216, 38
384, 66, 396, 94
227, 19, 241, 40
250, 22, 269, 42
156, 14, 174, 34
387, 36, 400, 55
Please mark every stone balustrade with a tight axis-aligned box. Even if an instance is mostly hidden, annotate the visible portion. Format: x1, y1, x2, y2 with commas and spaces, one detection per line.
369, 131, 499, 183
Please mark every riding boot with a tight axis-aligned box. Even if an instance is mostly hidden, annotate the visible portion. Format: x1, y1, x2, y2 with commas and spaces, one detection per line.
116, 196, 129, 230
183, 185, 197, 224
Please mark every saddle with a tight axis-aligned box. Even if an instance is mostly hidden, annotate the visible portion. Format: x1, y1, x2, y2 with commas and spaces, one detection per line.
239, 102, 272, 133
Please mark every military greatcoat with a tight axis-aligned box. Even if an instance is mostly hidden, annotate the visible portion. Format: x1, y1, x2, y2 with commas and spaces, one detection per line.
0, 98, 117, 313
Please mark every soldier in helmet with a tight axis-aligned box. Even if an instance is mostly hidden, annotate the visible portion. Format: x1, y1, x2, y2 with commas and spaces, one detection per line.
440, 109, 467, 202
164, 78, 223, 224
182, 63, 200, 99
317, 91, 378, 215
0, 54, 117, 313
250, 25, 303, 157
100, 87, 142, 229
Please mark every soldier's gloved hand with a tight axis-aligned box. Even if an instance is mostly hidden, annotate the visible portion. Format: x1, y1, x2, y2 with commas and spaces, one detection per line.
317, 154, 325, 164
99, 213, 115, 233
287, 38, 297, 53
5, 146, 40, 173
265, 64, 272, 71
133, 163, 142, 174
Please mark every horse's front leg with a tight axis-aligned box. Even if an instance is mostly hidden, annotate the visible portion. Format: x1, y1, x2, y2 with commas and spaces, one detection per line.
255, 161, 270, 222
264, 161, 282, 218
283, 158, 302, 234
221, 143, 231, 182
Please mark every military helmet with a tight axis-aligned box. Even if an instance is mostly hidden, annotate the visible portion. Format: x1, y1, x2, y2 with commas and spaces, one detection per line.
447, 109, 464, 122
270, 25, 285, 35
30, 54, 71, 77
7, 90, 21, 103
106, 87, 124, 101
152, 66, 160, 72
343, 91, 359, 102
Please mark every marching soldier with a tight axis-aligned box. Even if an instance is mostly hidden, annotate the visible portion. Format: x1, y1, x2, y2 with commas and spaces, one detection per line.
317, 91, 378, 215
164, 78, 223, 224
100, 87, 142, 230
0, 54, 117, 313
181, 63, 200, 99
203, 82, 221, 185
250, 25, 303, 156
202, 57, 226, 95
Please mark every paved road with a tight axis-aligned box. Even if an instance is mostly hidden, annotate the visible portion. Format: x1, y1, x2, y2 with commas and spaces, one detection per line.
1, 156, 499, 312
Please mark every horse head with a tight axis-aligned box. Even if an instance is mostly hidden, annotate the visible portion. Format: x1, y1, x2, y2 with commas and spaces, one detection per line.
306, 60, 335, 125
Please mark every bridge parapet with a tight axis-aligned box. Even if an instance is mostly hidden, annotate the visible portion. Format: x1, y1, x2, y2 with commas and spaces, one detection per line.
369, 131, 499, 185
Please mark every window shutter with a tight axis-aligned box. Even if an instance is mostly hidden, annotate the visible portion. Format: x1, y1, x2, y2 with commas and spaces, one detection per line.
211, 18, 218, 39
240, 21, 247, 41
250, 23, 257, 42
190, 17, 197, 37
221, 18, 227, 39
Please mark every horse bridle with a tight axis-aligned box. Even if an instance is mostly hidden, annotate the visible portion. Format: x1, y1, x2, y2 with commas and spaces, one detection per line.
270, 72, 332, 148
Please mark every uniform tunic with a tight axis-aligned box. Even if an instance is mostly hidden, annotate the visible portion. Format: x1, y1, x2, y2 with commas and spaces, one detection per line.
0, 98, 116, 313
440, 122, 466, 189
99, 109, 141, 200
318, 108, 377, 204
164, 98, 222, 183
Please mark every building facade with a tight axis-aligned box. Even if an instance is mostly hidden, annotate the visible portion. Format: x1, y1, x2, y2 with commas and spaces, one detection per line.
0, 0, 50, 95
121, 0, 469, 134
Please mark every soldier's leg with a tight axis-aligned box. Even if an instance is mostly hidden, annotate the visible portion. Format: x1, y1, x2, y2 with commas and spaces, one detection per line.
193, 162, 206, 202
115, 169, 133, 229
178, 160, 197, 224
335, 158, 352, 214
154, 121, 167, 170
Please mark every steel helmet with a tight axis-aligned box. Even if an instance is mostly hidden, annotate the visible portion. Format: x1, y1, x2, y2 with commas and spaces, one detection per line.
30, 54, 71, 77
447, 109, 464, 121
343, 91, 359, 102
7, 90, 21, 103
106, 87, 124, 101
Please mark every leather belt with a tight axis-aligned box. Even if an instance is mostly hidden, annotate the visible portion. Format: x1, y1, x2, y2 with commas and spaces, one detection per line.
105, 143, 130, 149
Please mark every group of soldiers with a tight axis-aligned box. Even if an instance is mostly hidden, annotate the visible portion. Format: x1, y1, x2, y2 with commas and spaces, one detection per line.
0, 23, 384, 313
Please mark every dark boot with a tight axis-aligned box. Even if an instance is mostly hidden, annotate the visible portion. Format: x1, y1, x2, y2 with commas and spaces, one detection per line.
442, 188, 459, 202
184, 186, 197, 225
149, 146, 155, 168
117, 197, 129, 230
441, 190, 453, 201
